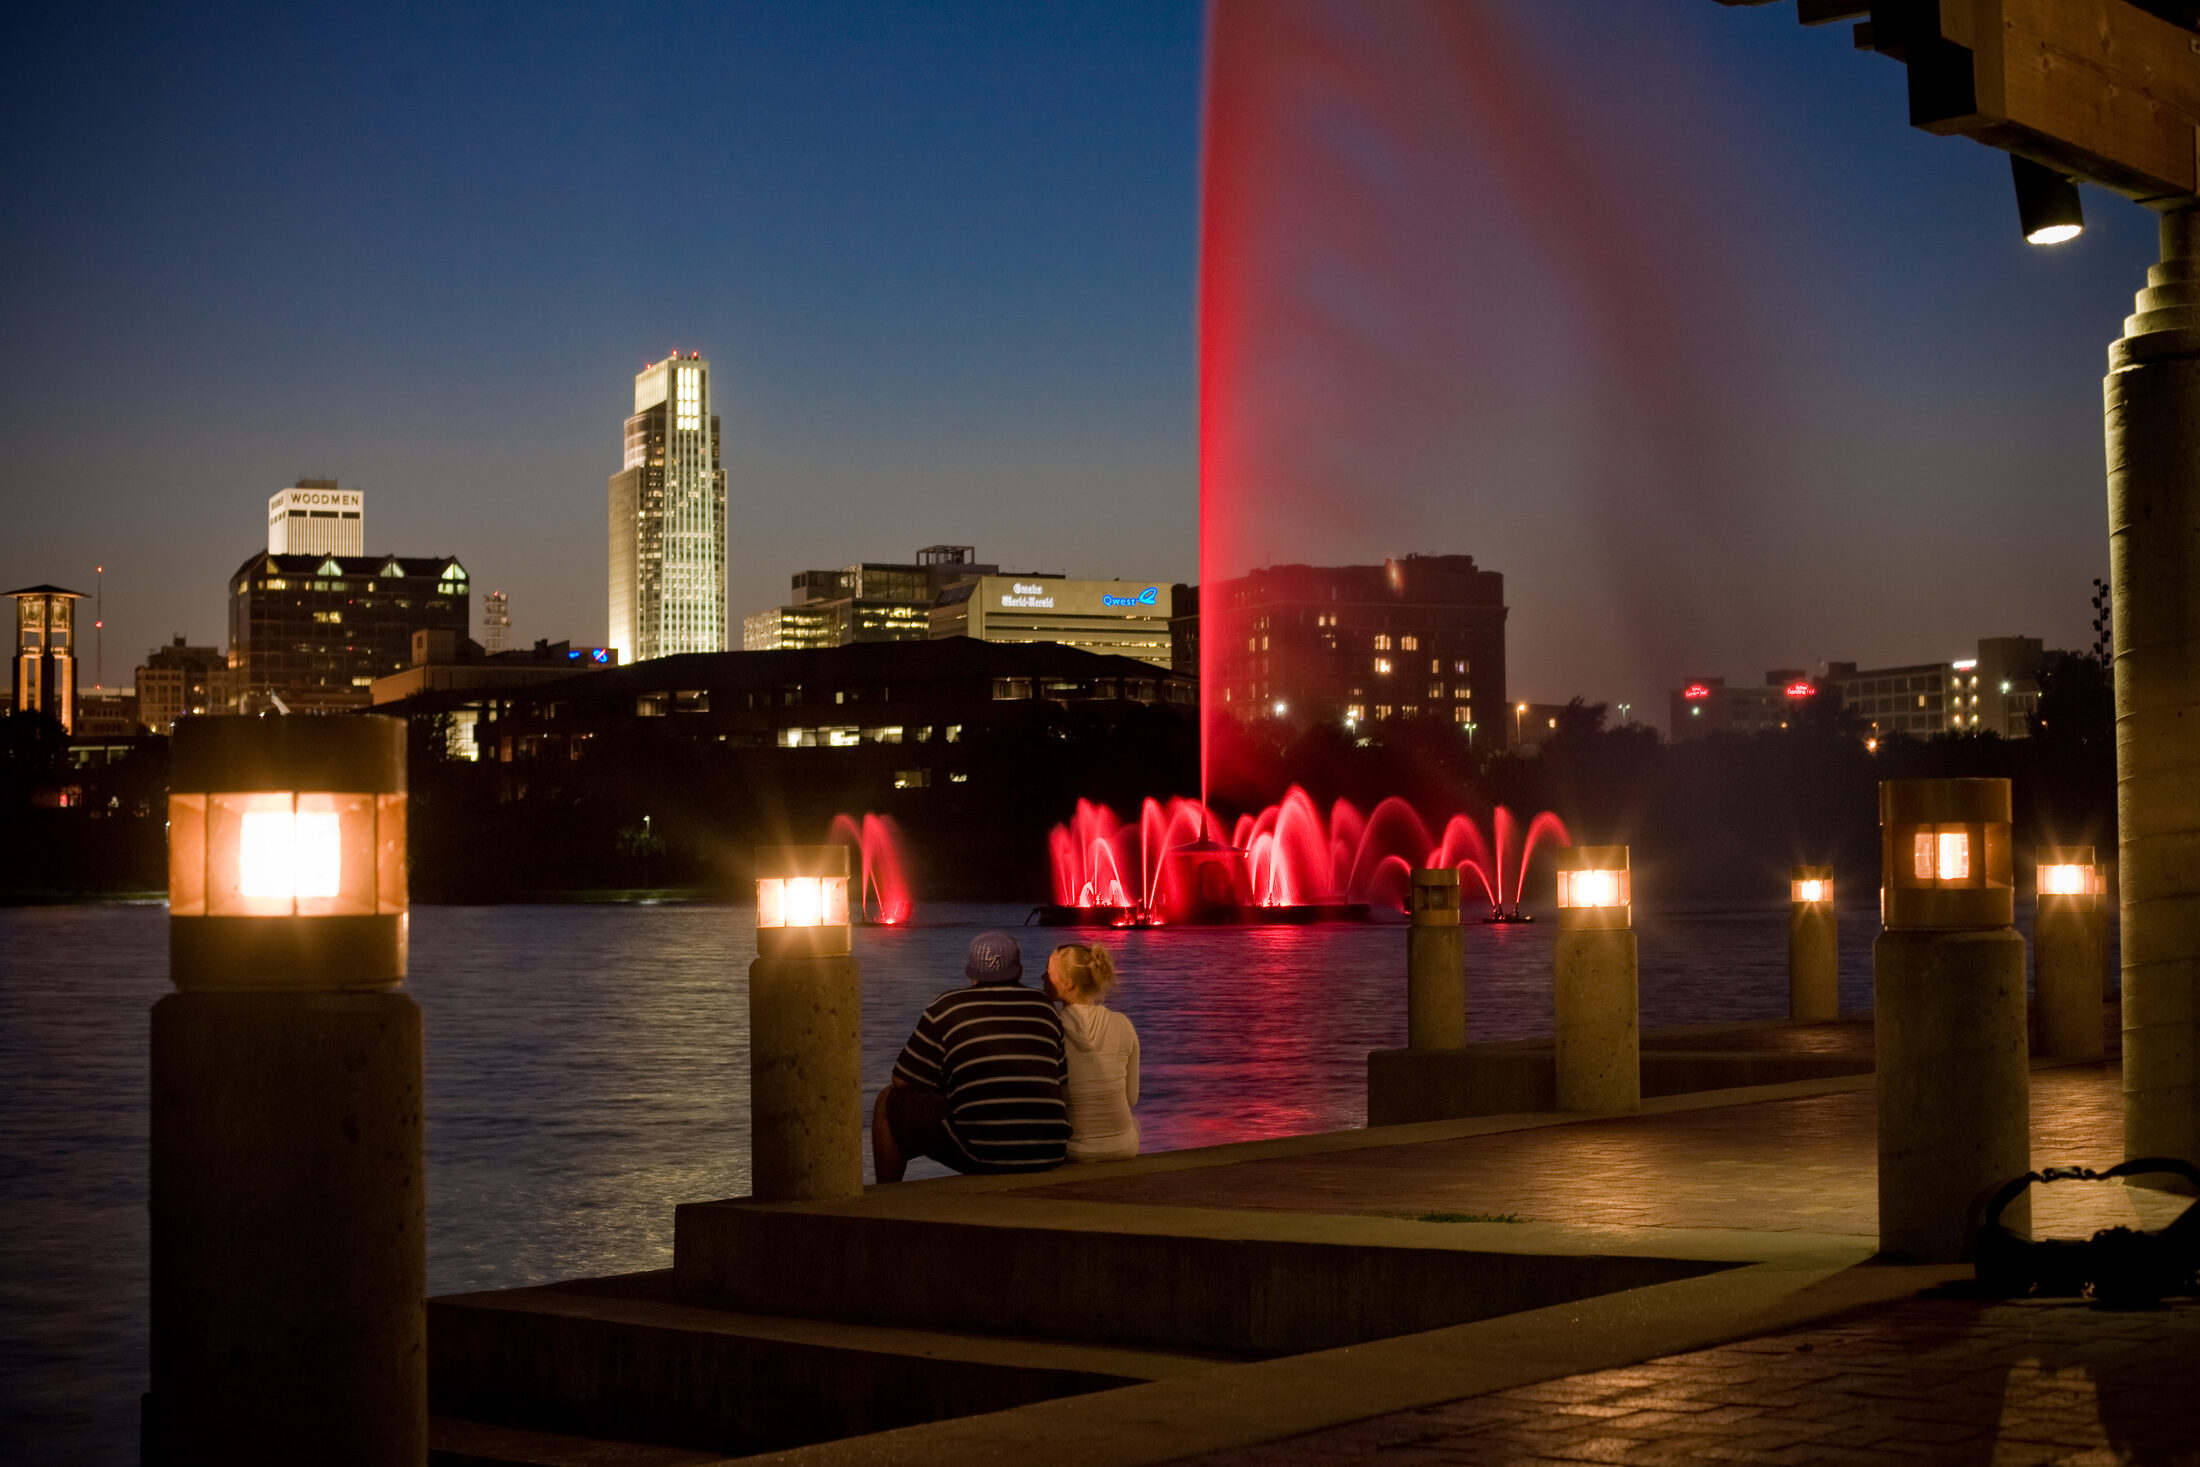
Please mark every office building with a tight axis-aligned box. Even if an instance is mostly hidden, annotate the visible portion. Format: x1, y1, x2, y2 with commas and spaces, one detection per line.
1671, 637, 2050, 743
267, 480, 364, 555
609, 353, 726, 663
10, 584, 85, 733
383, 638, 1195, 785
743, 546, 997, 649
228, 552, 470, 713
1826, 637, 2045, 740
1671, 673, 1815, 740
137, 637, 238, 731
742, 605, 840, 651
931, 577, 1174, 667
74, 687, 141, 738
370, 632, 616, 757
1198, 556, 1509, 739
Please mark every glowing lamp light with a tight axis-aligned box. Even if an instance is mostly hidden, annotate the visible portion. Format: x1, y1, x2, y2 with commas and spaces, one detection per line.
1880, 779, 2013, 931
2037, 846, 2101, 900
1792, 866, 1833, 905
1556, 845, 1631, 930
2012, 155, 2083, 245
167, 716, 408, 991
756, 845, 851, 957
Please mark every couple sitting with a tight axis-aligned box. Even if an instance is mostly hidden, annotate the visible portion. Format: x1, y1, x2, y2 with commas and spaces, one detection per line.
872, 931, 1139, 1180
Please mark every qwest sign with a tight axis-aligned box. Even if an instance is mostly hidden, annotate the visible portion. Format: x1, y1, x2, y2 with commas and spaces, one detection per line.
1101, 586, 1161, 608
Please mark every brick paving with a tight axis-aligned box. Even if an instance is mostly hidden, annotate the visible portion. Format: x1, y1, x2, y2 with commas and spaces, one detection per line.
1166, 1295, 2200, 1467
1035, 1065, 2146, 1239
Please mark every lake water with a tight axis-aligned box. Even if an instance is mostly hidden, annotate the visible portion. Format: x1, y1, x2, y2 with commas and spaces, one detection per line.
0, 899, 2025, 1462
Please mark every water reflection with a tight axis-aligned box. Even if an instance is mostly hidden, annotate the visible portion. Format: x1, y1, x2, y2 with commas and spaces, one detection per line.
0, 897, 2101, 1463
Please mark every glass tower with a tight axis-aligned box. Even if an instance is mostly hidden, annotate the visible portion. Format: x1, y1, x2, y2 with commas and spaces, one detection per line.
609, 354, 726, 662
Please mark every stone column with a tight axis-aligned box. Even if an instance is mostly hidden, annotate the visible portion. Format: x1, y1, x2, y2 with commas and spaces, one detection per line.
149, 716, 423, 1465
1405, 867, 1465, 1050
749, 953, 864, 1202
2106, 204, 2200, 1170
1789, 866, 1839, 1022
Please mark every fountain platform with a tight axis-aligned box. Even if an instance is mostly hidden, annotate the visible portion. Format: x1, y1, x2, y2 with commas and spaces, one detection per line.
1027, 901, 1376, 928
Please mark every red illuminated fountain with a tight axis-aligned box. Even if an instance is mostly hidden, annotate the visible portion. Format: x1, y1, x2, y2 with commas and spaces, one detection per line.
1040, 789, 1566, 927
826, 812, 914, 926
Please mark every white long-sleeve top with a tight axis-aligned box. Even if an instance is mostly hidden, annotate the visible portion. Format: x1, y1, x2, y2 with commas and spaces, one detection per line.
1059, 1002, 1140, 1163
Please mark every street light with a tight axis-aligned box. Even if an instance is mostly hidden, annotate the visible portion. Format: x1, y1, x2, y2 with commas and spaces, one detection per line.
2035, 845, 2105, 1061
1553, 844, 1637, 1114
1789, 865, 1836, 1021
1514, 701, 1527, 746
755, 844, 852, 958
1879, 778, 2013, 931
1873, 778, 2026, 1262
2012, 155, 2082, 246
750, 845, 861, 1201
151, 714, 422, 1458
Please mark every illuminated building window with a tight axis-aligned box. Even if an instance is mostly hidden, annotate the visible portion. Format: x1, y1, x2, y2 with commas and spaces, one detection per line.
1400, 635, 1419, 651
1374, 658, 1391, 674
1430, 683, 1443, 698
1375, 705, 1393, 718
1373, 634, 1392, 651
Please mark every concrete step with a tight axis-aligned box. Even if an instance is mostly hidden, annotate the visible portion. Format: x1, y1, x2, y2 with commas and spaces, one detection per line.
430, 1270, 1222, 1458
430, 1413, 726, 1466
671, 1199, 1737, 1357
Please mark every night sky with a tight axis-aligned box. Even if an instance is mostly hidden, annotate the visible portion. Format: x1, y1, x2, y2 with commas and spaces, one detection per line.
0, 1, 2160, 725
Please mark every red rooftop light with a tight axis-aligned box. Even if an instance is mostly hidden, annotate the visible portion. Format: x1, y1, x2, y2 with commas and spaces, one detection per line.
1683, 683, 1711, 700
1785, 681, 1815, 697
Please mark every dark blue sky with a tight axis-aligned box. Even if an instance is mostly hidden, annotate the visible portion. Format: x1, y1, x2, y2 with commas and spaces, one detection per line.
0, 1, 2159, 722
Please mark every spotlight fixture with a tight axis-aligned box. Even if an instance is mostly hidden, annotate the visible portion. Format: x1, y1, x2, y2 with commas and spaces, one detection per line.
2011, 155, 2082, 245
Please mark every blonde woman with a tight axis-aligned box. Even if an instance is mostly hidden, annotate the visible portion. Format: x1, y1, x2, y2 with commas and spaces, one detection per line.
1045, 943, 1141, 1163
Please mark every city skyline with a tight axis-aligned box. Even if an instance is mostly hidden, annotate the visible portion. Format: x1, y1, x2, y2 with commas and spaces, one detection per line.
0, 2, 2158, 719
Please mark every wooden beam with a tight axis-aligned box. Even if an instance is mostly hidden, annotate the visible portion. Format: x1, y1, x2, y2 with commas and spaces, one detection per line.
1921, 0, 2200, 203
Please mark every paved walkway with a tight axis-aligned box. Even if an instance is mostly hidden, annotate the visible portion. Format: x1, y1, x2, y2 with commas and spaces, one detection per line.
1167, 1295, 2200, 1467
1035, 1064, 2147, 1240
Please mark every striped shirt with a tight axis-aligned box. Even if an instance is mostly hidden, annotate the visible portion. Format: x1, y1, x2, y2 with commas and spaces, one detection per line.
893, 981, 1069, 1172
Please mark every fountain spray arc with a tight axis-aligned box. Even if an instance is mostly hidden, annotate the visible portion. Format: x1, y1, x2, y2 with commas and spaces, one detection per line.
1043, 790, 1566, 926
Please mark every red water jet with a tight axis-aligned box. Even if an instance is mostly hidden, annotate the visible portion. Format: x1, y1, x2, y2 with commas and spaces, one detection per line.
826, 812, 914, 924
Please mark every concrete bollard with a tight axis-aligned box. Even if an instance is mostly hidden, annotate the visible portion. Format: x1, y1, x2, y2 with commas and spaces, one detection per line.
2034, 847, 2106, 1061
149, 716, 424, 1465
750, 846, 864, 1203
2106, 204, 2200, 1170
1406, 867, 1465, 1050
1874, 779, 2030, 1262
1554, 846, 1639, 1114
1789, 866, 1838, 1022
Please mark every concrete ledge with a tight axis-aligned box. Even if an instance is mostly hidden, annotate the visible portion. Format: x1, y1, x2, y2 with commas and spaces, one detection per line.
430, 1272, 1209, 1456
671, 1204, 1741, 1357
1366, 1046, 1876, 1125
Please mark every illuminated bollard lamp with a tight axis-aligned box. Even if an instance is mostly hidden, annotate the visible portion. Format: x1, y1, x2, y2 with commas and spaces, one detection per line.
1874, 778, 2030, 1263
1553, 846, 1639, 1114
2033, 847, 2106, 1062
149, 715, 422, 1465
750, 846, 863, 1203
1789, 866, 1838, 1022
1405, 867, 1465, 1051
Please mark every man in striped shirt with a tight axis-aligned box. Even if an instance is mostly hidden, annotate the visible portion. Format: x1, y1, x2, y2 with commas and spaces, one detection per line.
872, 931, 1069, 1180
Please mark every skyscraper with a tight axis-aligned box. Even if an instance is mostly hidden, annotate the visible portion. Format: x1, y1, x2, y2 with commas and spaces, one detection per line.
609, 353, 726, 663
267, 479, 364, 555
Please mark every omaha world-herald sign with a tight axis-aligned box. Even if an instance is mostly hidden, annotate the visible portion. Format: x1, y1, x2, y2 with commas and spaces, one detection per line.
938, 576, 1175, 667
